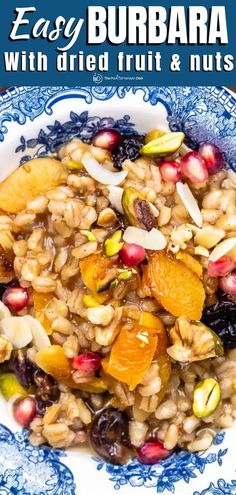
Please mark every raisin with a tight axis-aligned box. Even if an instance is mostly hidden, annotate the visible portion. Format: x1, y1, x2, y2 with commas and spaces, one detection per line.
202, 291, 236, 348
12, 350, 37, 389
90, 408, 131, 464
112, 135, 145, 169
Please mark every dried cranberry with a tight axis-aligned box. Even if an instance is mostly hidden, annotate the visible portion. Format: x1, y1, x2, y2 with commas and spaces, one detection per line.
90, 408, 130, 464
12, 351, 37, 389
112, 134, 145, 169
202, 291, 236, 348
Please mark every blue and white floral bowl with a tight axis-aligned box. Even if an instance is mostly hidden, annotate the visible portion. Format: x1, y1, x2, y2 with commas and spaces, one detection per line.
0, 86, 235, 495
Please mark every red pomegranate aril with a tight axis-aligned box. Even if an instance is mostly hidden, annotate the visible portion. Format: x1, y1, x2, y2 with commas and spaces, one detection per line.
92, 129, 121, 152
13, 396, 37, 427
207, 257, 235, 278
199, 143, 224, 175
220, 272, 236, 296
72, 352, 101, 375
180, 151, 209, 183
119, 243, 146, 267
137, 440, 172, 464
2, 286, 29, 312
159, 161, 181, 183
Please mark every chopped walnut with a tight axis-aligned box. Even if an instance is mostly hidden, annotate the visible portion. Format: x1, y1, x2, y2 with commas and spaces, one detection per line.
0, 335, 13, 362
167, 316, 224, 363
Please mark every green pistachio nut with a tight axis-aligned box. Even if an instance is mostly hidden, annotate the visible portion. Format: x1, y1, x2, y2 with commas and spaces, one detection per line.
122, 187, 155, 231
80, 230, 97, 242
66, 159, 84, 170
141, 132, 185, 157
0, 373, 27, 400
145, 129, 166, 144
193, 378, 221, 418
105, 230, 124, 257
118, 270, 132, 281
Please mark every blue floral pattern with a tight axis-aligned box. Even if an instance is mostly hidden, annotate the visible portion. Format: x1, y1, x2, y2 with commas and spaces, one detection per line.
1, 86, 235, 168
0, 424, 76, 495
92, 433, 227, 493
15, 112, 137, 164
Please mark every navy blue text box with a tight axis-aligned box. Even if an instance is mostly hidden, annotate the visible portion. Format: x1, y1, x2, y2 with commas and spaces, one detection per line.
0, 0, 235, 85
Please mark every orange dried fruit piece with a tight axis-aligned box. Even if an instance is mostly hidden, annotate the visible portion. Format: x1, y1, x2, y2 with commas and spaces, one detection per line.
35, 345, 72, 382
0, 158, 67, 213
79, 252, 116, 295
104, 327, 158, 391
33, 291, 53, 335
143, 252, 205, 320
176, 251, 203, 278
138, 311, 168, 356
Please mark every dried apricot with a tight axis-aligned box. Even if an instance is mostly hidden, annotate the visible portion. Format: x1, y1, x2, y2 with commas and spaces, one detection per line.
176, 251, 203, 278
0, 158, 67, 213
33, 291, 53, 335
79, 252, 116, 295
143, 252, 205, 320
104, 327, 158, 391
35, 345, 72, 382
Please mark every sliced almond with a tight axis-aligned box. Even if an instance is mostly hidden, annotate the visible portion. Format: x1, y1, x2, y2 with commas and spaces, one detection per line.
24, 315, 51, 350
0, 301, 11, 320
194, 246, 209, 257
108, 186, 124, 214
176, 182, 202, 228
123, 227, 167, 250
82, 157, 127, 186
0, 316, 32, 349
194, 226, 225, 249
209, 237, 236, 262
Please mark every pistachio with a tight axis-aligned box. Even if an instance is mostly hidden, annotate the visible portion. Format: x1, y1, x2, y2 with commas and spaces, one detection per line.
144, 129, 166, 144
66, 160, 84, 170
122, 187, 155, 231
82, 295, 101, 308
0, 373, 27, 400
105, 230, 124, 257
141, 132, 185, 157
118, 270, 132, 281
80, 230, 97, 242
193, 378, 221, 418
167, 316, 224, 363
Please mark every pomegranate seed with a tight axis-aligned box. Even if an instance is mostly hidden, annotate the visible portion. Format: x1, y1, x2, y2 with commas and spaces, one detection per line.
2, 287, 29, 312
92, 129, 121, 152
180, 151, 209, 183
119, 243, 146, 267
199, 143, 224, 175
137, 440, 172, 464
207, 257, 235, 278
159, 161, 181, 183
72, 352, 101, 375
13, 396, 37, 427
220, 272, 236, 296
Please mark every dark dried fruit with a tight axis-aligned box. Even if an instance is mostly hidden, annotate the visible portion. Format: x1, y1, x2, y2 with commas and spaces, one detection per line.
33, 369, 60, 403
202, 291, 236, 348
112, 135, 145, 169
13, 351, 37, 389
90, 407, 130, 464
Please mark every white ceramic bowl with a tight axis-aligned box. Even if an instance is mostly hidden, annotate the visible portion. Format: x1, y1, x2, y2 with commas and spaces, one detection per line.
0, 86, 235, 495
